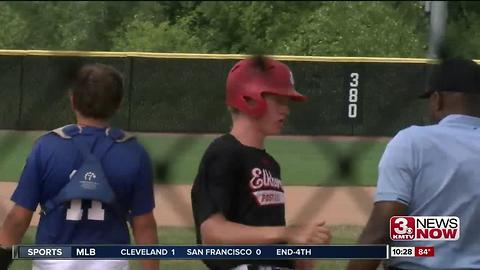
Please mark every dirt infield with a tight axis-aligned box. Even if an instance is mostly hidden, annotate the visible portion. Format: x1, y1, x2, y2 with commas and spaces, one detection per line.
0, 182, 375, 227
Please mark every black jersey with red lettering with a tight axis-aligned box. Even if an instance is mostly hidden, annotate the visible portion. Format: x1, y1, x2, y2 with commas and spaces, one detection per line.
191, 134, 293, 270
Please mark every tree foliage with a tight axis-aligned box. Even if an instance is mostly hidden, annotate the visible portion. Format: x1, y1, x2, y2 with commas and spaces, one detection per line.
271, 2, 427, 57
0, 1, 479, 57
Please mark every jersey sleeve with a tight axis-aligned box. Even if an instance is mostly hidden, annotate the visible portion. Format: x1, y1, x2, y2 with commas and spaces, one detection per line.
375, 129, 418, 205
11, 140, 44, 211
129, 147, 155, 216
192, 148, 238, 226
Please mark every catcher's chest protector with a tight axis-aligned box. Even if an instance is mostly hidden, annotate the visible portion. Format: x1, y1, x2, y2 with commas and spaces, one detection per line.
41, 125, 132, 220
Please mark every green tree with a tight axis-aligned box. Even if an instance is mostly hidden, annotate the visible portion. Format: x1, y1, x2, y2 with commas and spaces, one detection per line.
110, 2, 204, 52
111, 18, 205, 53
442, 1, 480, 59
0, 2, 29, 49
185, 1, 322, 54
4, 1, 138, 50
4, 1, 480, 58
271, 1, 428, 57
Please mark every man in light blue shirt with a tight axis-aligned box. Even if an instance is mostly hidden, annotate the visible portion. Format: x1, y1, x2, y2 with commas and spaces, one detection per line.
348, 58, 480, 270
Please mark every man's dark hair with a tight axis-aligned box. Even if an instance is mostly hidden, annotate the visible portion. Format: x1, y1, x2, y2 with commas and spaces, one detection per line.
70, 64, 124, 119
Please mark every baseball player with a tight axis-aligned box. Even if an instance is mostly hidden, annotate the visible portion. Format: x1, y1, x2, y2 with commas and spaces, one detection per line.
191, 56, 331, 270
347, 58, 480, 270
0, 64, 158, 270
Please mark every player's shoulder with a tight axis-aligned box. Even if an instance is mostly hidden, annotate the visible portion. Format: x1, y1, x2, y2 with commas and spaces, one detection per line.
39, 125, 139, 147
390, 124, 437, 147
106, 127, 136, 143
204, 133, 242, 158
27, 130, 71, 158
102, 128, 148, 157
35, 128, 70, 146
395, 125, 423, 137
105, 128, 144, 153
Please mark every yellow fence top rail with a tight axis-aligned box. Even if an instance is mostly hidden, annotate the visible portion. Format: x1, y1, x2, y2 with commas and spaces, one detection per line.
0, 49, 438, 64
3, 49, 480, 64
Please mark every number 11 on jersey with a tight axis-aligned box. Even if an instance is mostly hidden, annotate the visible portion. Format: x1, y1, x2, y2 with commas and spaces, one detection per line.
66, 199, 105, 221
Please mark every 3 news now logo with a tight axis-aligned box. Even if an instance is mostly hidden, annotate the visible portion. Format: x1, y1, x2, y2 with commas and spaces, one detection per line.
390, 216, 460, 241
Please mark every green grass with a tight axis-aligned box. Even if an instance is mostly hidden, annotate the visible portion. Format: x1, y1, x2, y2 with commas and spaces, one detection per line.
0, 131, 387, 186
2, 131, 377, 270
10, 225, 364, 270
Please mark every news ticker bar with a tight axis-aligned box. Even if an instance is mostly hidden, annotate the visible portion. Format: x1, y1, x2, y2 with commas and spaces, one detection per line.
13, 245, 435, 260
14, 245, 389, 260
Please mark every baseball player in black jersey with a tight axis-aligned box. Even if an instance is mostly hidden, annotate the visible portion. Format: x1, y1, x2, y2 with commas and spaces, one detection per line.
191, 56, 331, 270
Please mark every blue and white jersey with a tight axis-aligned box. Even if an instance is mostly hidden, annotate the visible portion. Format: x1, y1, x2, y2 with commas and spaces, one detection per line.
376, 114, 480, 270
11, 126, 155, 244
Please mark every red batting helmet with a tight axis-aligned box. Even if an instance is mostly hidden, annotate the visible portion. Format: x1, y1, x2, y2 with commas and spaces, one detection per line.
226, 56, 307, 117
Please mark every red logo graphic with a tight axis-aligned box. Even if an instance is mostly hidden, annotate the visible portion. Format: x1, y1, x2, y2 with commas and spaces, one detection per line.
390, 216, 415, 240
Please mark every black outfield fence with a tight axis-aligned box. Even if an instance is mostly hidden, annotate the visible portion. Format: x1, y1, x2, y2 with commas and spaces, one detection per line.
0, 51, 431, 136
